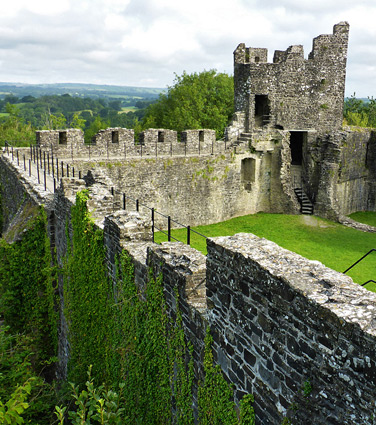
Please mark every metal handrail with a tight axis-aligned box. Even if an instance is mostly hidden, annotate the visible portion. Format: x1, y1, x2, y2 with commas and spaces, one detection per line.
9, 144, 209, 249
343, 249, 376, 274
361, 280, 376, 287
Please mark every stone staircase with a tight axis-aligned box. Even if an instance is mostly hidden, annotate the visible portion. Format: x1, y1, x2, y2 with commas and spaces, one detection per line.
229, 132, 252, 150
294, 188, 314, 215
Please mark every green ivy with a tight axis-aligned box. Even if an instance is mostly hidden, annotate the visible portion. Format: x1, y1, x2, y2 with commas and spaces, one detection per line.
64, 189, 114, 384
0, 206, 57, 366
58, 189, 255, 424
0, 327, 58, 425
198, 327, 238, 425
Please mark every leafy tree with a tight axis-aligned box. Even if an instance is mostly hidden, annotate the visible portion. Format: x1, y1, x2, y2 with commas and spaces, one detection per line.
0, 328, 57, 425
70, 112, 86, 130
343, 93, 376, 128
4, 95, 19, 104
0, 103, 35, 147
142, 70, 234, 138
108, 100, 122, 111
42, 112, 67, 130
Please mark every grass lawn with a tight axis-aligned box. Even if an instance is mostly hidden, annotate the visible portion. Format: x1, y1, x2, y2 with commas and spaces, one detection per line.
349, 211, 376, 227
155, 213, 376, 292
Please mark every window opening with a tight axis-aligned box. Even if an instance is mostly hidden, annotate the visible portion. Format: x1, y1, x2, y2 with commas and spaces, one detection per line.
112, 131, 119, 144
59, 131, 67, 145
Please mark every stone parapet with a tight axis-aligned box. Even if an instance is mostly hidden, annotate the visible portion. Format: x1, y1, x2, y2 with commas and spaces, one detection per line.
206, 233, 376, 424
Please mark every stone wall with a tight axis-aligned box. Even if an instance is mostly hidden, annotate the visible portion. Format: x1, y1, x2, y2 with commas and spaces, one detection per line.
206, 233, 376, 424
0, 150, 54, 238
71, 150, 298, 228
335, 128, 376, 215
2, 154, 376, 423
36, 128, 225, 160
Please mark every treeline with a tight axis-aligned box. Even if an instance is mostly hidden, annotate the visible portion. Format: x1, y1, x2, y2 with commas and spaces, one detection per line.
2, 72, 374, 149
0, 70, 234, 147
0, 93, 151, 146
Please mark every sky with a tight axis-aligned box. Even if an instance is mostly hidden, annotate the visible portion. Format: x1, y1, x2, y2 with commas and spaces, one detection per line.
0, 0, 375, 97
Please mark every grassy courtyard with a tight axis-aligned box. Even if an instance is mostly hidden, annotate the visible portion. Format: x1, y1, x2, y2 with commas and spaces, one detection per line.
155, 213, 376, 291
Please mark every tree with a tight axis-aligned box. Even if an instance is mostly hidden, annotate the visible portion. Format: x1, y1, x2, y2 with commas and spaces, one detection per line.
343, 93, 376, 128
0, 103, 35, 147
84, 116, 109, 143
142, 70, 234, 138
70, 112, 86, 130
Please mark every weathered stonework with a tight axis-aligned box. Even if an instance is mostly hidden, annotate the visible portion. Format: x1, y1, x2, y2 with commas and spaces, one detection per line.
31, 22, 376, 226
2, 153, 376, 423
226, 22, 376, 220
206, 233, 376, 424
2, 20, 376, 424
233, 22, 349, 134
36, 127, 226, 159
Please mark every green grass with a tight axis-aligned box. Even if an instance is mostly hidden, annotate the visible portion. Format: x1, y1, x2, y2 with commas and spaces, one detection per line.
155, 213, 376, 291
349, 211, 376, 227
120, 106, 138, 113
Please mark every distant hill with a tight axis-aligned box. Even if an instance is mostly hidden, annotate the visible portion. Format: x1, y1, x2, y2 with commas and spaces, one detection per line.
0, 82, 165, 100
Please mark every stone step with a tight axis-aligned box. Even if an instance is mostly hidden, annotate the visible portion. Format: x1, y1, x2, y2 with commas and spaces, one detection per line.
294, 187, 314, 215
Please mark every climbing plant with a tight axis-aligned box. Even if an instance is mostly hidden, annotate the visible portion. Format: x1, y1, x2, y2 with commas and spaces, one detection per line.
0, 206, 57, 367
0, 188, 255, 424
64, 189, 114, 384
198, 327, 238, 425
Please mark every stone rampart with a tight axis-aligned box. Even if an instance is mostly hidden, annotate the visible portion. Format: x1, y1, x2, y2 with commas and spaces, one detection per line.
0, 150, 54, 238
70, 150, 298, 228
1, 154, 376, 423
335, 128, 376, 215
36, 128, 225, 160
206, 233, 376, 424
234, 22, 349, 134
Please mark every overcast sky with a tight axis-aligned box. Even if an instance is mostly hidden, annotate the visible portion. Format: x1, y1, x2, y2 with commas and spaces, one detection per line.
0, 0, 375, 97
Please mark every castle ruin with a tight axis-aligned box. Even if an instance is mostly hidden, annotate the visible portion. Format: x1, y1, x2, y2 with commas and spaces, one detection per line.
1, 22, 376, 424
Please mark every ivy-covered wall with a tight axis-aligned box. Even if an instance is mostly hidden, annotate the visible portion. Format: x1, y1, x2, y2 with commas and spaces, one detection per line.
0, 206, 57, 376
2, 149, 376, 424
58, 188, 254, 424
0, 157, 255, 424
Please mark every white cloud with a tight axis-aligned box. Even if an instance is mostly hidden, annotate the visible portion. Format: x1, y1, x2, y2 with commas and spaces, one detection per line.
0, 0, 374, 96
2, 0, 71, 17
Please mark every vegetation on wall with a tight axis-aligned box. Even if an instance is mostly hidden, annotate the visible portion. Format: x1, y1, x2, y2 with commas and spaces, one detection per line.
64, 190, 114, 384
0, 206, 59, 424
0, 206, 57, 367
0, 188, 255, 423
61, 189, 255, 423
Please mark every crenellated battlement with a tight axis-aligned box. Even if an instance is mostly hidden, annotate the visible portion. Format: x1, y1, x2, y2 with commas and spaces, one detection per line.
36, 127, 220, 159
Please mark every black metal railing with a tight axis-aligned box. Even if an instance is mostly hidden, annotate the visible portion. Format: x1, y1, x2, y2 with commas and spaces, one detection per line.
110, 187, 207, 247
343, 249, 375, 286
361, 280, 376, 287
5, 143, 208, 249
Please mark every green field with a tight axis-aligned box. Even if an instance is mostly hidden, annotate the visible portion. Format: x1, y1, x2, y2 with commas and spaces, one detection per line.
120, 106, 138, 113
155, 213, 376, 291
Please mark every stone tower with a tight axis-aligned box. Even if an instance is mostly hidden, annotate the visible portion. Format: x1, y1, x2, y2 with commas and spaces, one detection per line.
233, 22, 350, 135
